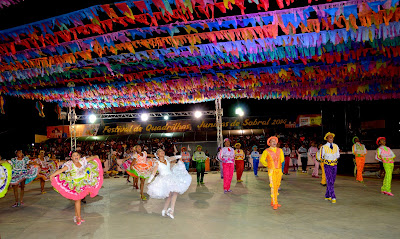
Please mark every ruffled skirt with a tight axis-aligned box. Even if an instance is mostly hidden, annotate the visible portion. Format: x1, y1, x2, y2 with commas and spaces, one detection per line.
120, 159, 132, 171
127, 159, 155, 179
10, 165, 39, 185
51, 158, 103, 200
0, 162, 12, 198
37, 161, 59, 181
147, 161, 192, 199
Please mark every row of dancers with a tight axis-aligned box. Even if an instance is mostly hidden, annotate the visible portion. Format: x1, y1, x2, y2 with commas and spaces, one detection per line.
0, 133, 396, 224
0, 147, 192, 224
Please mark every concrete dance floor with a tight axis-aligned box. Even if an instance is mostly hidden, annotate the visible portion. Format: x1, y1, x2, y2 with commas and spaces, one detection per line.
0, 171, 399, 239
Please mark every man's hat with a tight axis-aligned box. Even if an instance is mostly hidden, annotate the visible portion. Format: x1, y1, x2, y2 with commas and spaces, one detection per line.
352, 136, 359, 144
376, 137, 386, 146
324, 132, 335, 140
267, 136, 279, 146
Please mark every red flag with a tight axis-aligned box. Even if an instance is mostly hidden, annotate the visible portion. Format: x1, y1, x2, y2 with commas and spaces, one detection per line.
115, 2, 135, 21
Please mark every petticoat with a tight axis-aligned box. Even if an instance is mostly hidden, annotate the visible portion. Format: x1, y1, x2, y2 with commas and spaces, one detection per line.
127, 159, 155, 179
10, 166, 39, 185
51, 158, 103, 200
147, 161, 192, 199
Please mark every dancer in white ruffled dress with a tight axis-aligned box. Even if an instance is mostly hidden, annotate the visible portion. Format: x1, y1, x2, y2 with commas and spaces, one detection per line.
147, 149, 192, 219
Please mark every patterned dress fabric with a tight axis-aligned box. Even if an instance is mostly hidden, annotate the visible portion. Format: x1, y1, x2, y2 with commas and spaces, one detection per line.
9, 157, 39, 185
51, 157, 103, 200
34, 157, 59, 181
127, 152, 155, 179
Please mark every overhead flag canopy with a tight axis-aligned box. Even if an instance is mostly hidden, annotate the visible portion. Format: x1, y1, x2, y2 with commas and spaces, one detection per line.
0, 0, 399, 110
0, 0, 24, 9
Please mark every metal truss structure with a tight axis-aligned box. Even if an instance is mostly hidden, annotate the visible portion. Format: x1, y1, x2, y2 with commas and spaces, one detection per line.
215, 98, 223, 148
68, 109, 223, 150
75, 111, 216, 120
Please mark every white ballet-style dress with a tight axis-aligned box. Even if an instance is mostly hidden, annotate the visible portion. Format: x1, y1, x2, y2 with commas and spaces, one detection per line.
147, 157, 192, 199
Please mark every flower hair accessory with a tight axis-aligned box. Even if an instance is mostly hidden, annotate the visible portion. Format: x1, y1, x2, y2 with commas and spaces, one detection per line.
69, 151, 78, 157
155, 148, 164, 159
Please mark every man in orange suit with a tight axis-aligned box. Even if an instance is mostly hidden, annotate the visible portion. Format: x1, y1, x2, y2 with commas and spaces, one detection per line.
260, 136, 284, 210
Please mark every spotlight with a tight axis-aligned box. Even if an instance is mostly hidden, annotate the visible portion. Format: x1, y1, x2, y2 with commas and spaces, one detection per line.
164, 115, 169, 120
89, 114, 97, 123
165, 133, 173, 137
141, 113, 149, 121
235, 108, 244, 117
194, 111, 202, 118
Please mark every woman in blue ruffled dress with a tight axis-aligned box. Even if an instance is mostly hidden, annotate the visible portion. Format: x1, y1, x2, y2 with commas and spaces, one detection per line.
9, 150, 39, 207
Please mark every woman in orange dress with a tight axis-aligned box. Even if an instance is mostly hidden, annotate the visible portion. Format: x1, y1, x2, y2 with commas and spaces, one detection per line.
127, 145, 155, 200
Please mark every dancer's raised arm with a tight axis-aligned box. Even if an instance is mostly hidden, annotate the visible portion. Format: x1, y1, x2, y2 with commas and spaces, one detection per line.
166, 155, 181, 161
50, 166, 68, 181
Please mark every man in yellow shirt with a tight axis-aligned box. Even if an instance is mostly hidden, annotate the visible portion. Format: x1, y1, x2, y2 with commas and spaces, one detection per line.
260, 136, 284, 210
234, 143, 245, 182
318, 132, 340, 203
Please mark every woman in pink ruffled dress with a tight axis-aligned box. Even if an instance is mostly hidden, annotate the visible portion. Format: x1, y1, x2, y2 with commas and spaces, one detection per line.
50, 151, 103, 225
120, 146, 136, 184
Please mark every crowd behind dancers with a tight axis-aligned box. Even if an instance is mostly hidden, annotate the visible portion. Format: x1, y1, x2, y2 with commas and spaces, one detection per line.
24, 137, 179, 163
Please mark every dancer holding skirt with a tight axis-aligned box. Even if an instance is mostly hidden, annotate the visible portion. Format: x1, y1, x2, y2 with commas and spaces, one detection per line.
9, 150, 39, 207
50, 152, 103, 225
147, 149, 191, 219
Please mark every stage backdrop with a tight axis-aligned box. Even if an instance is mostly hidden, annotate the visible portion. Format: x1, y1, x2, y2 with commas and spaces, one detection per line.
47, 114, 321, 138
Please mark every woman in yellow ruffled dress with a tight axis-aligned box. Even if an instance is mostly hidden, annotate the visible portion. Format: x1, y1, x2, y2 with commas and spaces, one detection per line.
0, 155, 12, 198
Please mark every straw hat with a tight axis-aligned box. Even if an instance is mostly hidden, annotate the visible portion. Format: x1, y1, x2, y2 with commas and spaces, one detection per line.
324, 132, 335, 140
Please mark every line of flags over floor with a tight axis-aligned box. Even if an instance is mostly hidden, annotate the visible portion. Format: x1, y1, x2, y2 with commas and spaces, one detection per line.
0, 0, 399, 112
